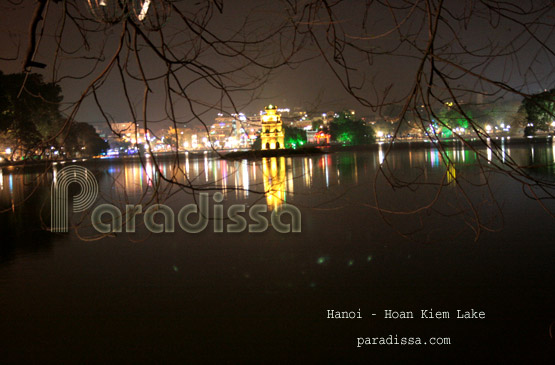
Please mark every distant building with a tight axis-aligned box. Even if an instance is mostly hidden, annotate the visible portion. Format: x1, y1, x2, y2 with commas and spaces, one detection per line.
307, 130, 330, 145
261, 105, 284, 150
210, 113, 251, 148
110, 122, 152, 146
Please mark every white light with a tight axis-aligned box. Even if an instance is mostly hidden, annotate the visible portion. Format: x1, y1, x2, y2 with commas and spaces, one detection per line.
5, 148, 11, 154
99, 0, 107, 6
138, 0, 151, 21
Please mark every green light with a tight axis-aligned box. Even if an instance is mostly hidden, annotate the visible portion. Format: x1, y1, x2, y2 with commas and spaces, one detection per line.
337, 132, 353, 144
458, 119, 469, 129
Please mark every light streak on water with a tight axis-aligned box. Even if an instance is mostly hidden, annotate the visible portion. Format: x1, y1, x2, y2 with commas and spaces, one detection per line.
486, 138, 492, 164
309, 159, 313, 186
429, 149, 438, 168
287, 158, 294, 194
531, 145, 535, 162
324, 156, 329, 188
303, 158, 310, 187
242, 160, 249, 198
204, 155, 208, 181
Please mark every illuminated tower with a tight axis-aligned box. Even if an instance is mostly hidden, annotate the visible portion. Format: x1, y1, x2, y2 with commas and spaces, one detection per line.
261, 105, 284, 150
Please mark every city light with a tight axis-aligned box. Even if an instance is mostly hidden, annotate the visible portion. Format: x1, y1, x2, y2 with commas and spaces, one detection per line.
137, 0, 151, 21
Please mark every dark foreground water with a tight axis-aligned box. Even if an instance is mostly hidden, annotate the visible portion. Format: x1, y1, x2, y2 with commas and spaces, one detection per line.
1, 140, 554, 363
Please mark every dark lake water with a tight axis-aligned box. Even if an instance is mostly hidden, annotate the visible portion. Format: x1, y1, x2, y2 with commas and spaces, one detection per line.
1, 140, 554, 363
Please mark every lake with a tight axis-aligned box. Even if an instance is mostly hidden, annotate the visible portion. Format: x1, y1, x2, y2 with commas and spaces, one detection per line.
1, 139, 554, 362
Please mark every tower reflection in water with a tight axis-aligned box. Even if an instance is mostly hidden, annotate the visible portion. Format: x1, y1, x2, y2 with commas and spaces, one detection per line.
262, 157, 287, 210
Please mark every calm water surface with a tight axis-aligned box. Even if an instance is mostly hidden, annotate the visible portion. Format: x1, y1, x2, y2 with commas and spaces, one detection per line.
1, 141, 554, 362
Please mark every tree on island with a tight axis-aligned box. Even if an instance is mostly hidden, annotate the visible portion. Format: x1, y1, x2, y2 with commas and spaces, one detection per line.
329, 112, 375, 145
284, 127, 307, 148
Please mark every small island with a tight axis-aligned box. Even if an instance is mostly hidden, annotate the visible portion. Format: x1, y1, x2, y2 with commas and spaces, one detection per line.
222, 146, 324, 160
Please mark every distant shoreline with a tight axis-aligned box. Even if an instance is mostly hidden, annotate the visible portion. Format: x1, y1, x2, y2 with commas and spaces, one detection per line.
320, 135, 554, 153
222, 147, 324, 160
1, 135, 552, 169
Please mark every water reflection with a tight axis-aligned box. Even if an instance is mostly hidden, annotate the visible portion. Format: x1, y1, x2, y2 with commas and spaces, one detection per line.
262, 157, 287, 210
378, 143, 385, 165
446, 163, 456, 185
1, 145, 554, 363
0, 142, 554, 230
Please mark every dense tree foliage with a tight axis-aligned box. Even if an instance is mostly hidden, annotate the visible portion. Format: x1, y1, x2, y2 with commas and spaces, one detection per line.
63, 122, 109, 157
0, 72, 107, 159
329, 112, 375, 145
521, 89, 555, 136
284, 127, 307, 148
0, 72, 63, 157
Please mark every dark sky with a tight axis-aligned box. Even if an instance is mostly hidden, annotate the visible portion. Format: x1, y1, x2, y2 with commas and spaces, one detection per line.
0, 0, 553, 129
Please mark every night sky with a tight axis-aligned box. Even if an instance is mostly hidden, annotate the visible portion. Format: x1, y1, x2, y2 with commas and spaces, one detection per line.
0, 0, 553, 128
